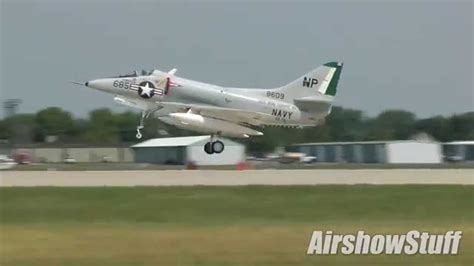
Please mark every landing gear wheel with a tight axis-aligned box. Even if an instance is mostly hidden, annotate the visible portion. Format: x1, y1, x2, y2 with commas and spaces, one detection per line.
204, 142, 213, 154
212, 140, 224, 154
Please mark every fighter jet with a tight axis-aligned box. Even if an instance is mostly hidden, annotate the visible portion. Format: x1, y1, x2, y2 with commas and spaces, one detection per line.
78, 62, 343, 154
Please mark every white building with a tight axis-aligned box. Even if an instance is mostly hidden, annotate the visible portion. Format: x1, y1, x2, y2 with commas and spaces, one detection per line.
288, 140, 442, 164
131, 136, 245, 165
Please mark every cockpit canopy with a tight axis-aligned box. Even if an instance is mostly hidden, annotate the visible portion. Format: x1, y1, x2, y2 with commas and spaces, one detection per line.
110, 70, 155, 78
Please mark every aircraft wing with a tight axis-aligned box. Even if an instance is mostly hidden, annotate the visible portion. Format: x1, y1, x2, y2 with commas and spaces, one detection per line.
155, 101, 272, 126
113, 96, 156, 110
114, 96, 184, 116
113, 96, 271, 126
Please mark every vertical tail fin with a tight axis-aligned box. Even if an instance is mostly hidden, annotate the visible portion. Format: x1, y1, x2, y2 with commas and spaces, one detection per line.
275, 61, 343, 102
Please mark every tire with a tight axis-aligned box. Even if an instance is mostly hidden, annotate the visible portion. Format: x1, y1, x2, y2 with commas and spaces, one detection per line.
212, 140, 224, 154
204, 142, 213, 154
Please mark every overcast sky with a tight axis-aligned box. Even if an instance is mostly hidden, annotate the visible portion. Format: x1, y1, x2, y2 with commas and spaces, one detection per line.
1, 0, 472, 118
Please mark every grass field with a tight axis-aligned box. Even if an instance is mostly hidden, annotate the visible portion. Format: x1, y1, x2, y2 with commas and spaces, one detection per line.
1, 185, 473, 265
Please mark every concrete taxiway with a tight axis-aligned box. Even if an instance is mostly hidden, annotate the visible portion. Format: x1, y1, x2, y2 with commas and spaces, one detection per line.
1, 169, 472, 187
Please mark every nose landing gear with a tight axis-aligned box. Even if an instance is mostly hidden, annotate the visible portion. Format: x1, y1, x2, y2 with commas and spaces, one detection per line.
204, 134, 225, 154
136, 111, 149, 139
136, 126, 143, 139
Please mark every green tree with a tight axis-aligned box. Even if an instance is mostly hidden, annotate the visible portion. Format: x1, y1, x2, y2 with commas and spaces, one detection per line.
326, 107, 367, 141
368, 110, 416, 140
35, 107, 74, 141
2, 114, 38, 143
115, 111, 140, 142
2, 106, 472, 149
82, 108, 120, 143
414, 116, 451, 141
0, 119, 8, 139
449, 112, 474, 141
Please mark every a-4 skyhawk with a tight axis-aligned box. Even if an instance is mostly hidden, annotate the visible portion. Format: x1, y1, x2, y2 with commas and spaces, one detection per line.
77, 62, 343, 154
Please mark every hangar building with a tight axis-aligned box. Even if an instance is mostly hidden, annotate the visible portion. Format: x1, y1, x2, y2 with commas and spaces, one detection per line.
0, 143, 133, 163
442, 141, 474, 161
131, 136, 245, 165
287, 140, 442, 164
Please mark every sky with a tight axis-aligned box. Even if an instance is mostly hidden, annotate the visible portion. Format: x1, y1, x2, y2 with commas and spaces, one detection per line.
1, 0, 472, 118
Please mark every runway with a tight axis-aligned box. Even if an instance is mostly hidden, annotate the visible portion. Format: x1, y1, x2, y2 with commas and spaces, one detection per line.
1, 169, 472, 186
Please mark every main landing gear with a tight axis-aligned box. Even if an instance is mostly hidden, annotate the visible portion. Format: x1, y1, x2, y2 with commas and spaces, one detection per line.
204, 134, 224, 154
136, 111, 150, 139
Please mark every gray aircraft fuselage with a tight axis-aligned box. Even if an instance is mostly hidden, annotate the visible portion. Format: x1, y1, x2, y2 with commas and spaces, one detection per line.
87, 71, 319, 126
84, 61, 343, 143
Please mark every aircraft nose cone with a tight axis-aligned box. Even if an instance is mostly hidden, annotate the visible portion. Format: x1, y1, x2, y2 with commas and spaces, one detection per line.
87, 79, 99, 88
85, 79, 112, 92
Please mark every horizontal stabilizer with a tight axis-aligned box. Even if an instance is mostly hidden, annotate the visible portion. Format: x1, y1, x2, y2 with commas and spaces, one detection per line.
294, 94, 333, 113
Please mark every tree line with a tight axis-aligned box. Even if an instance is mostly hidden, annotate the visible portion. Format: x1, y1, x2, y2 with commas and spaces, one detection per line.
0, 106, 472, 153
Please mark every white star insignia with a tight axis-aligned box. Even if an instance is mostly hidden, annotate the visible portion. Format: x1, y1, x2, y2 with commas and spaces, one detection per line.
139, 83, 154, 97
